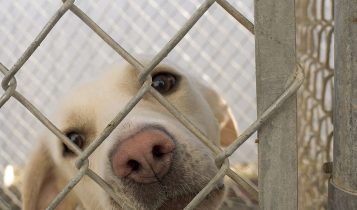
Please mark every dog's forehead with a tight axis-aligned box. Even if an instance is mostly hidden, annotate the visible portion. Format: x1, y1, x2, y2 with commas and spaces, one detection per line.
55, 63, 201, 118
65, 63, 197, 98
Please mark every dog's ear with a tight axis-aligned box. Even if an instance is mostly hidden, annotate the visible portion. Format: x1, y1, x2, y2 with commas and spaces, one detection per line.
22, 139, 78, 210
198, 82, 239, 147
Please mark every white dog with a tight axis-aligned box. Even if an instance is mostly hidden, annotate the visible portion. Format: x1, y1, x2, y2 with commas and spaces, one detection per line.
22, 62, 238, 210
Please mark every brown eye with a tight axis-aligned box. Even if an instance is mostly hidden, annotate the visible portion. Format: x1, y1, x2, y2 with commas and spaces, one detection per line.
151, 73, 177, 93
63, 132, 85, 156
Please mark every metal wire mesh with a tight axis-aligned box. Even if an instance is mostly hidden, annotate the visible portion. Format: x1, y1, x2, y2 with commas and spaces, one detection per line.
0, 1, 257, 200
0, 0, 258, 209
296, 0, 334, 209
0, 0, 256, 177
0, 0, 304, 209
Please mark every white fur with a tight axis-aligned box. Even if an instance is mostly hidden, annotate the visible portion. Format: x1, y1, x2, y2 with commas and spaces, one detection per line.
22, 62, 238, 210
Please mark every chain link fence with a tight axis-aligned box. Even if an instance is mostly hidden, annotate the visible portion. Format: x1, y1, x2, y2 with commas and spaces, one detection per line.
296, 0, 334, 209
0, 0, 335, 209
0, 0, 256, 177
0, 0, 260, 209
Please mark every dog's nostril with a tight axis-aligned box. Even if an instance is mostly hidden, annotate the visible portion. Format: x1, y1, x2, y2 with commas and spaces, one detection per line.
128, 159, 140, 171
152, 145, 164, 159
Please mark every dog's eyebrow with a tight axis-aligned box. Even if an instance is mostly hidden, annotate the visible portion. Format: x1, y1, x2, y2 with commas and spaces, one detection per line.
152, 65, 182, 76
60, 110, 97, 137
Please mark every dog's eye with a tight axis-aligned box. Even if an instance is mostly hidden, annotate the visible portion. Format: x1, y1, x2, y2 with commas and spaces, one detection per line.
63, 132, 85, 156
152, 73, 177, 93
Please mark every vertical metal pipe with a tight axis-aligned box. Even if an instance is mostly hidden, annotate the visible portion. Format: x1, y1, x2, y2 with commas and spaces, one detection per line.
255, 0, 298, 209
328, 0, 357, 208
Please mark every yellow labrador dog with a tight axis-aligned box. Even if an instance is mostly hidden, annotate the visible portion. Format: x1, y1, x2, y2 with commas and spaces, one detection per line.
22, 62, 238, 210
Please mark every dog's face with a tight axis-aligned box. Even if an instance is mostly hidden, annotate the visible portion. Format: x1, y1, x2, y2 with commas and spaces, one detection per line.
22, 63, 238, 210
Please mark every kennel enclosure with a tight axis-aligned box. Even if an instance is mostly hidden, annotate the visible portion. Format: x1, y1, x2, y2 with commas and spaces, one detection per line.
0, 0, 356, 209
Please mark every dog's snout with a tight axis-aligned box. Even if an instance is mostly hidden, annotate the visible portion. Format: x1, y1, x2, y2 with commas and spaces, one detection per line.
111, 129, 175, 183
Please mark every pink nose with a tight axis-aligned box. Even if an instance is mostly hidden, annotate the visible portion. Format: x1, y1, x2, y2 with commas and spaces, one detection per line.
111, 128, 175, 183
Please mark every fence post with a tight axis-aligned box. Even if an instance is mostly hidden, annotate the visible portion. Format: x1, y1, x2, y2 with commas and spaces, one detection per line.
328, 0, 357, 208
255, 0, 298, 209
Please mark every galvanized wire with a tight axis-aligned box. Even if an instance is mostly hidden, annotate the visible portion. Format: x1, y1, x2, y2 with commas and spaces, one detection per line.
216, 0, 254, 34
296, 0, 334, 209
0, 0, 303, 209
46, 160, 89, 210
1, 0, 75, 90
0, 1, 257, 183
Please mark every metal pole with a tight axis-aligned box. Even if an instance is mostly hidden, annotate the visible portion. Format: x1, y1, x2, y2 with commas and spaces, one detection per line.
255, 0, 298, 209
328, 0, 357, 208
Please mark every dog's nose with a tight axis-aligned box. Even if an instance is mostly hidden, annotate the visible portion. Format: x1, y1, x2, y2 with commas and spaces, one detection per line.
111, 129, 175, 183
